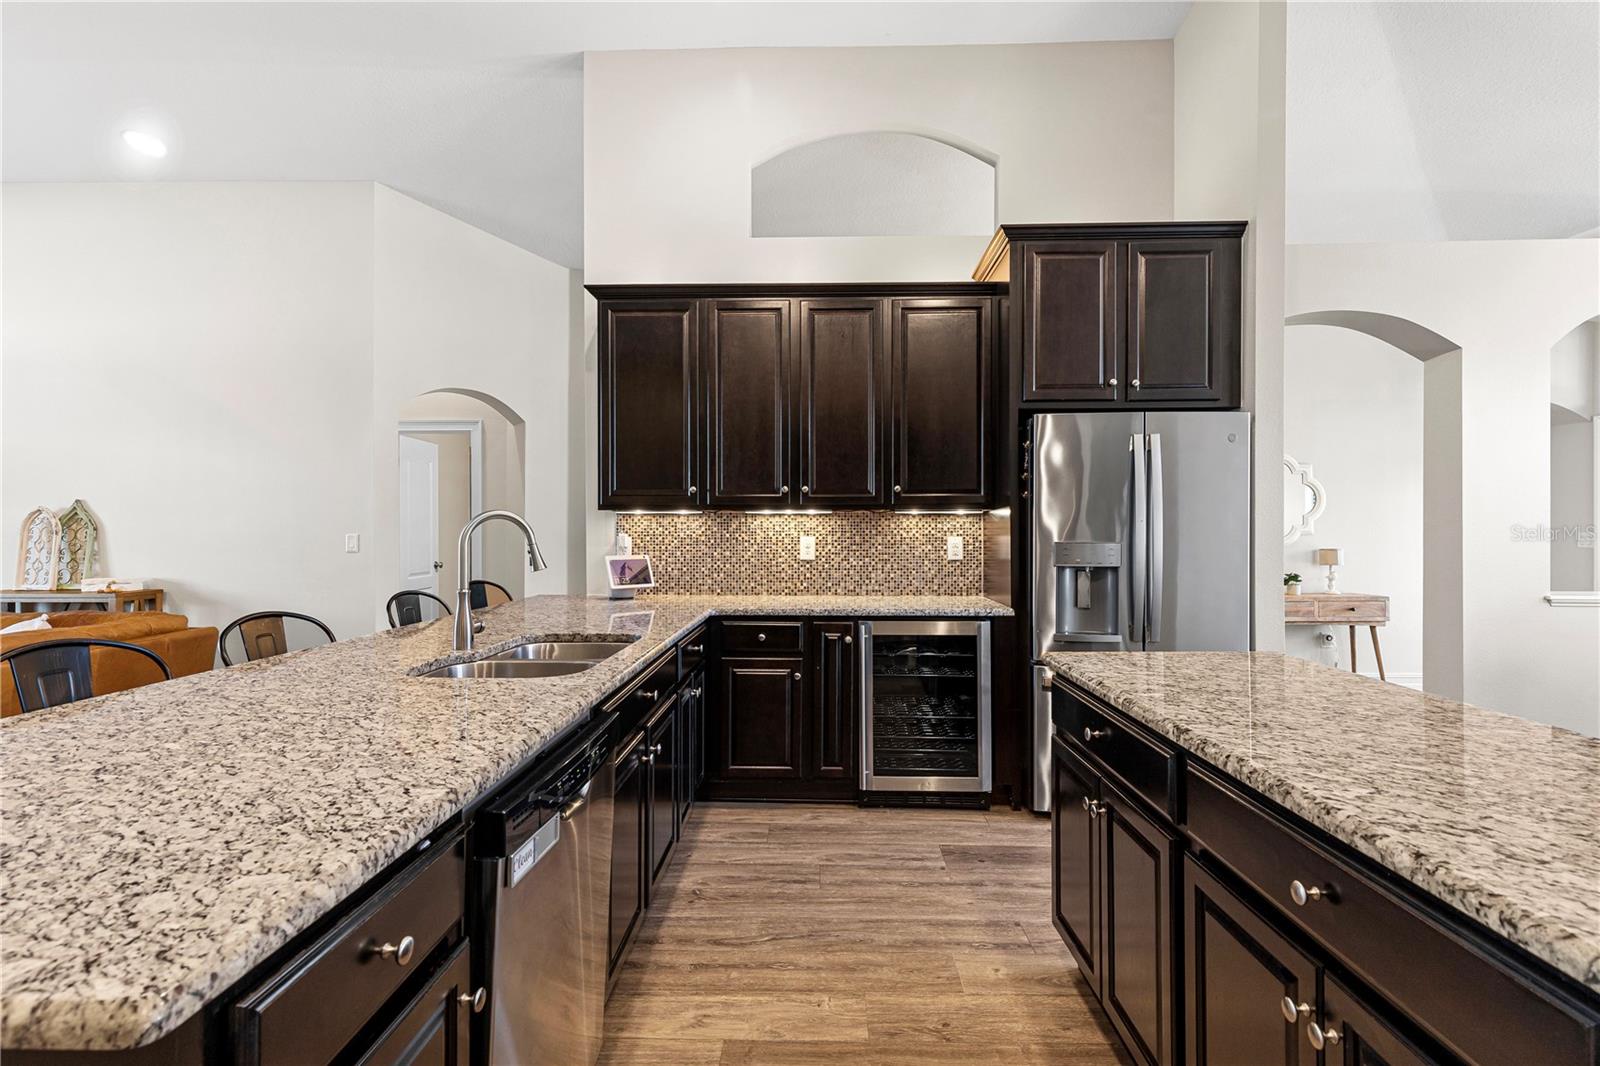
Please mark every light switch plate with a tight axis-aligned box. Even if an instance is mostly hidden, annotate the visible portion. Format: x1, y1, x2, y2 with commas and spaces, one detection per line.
798, 534, 817, 561
345, 533, 360, 554
946, 535, 964, 561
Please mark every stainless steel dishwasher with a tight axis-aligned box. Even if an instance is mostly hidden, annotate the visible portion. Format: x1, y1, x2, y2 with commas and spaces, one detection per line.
473, 713, 615, 1066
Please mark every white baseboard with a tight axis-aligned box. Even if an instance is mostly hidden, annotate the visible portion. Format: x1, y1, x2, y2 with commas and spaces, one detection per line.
1359, 671, 1423, 690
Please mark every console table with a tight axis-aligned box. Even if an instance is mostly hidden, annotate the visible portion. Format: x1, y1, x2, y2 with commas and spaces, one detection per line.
1284, 592, 1390, 680
2, 588, 165, 614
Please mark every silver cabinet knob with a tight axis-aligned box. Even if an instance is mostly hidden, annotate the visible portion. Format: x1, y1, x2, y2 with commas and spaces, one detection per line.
1132, 378, 1141, 389
844, 635, 853, 644
781, 484, 789, 494
460, 987, 487, 1013
893, 484, 903, 493
757, 632, 767, 642
686, 644, 705, 654
1109, 377, 1118, 387
639, 689, 660, 702
1289, 880, 1327, 906
1281, 997, 1311, 1023
1083, 727, 1111, 742
374, 935, 415, 967
1307, 1021, 1341, 1050
687, 485, 697, 497
800, 485, 810, 495
1080, 797, 1106, 818
792, 670, 802, 680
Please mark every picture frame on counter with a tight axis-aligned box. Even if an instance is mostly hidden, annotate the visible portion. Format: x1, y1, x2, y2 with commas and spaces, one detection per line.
606, 554, 655, 599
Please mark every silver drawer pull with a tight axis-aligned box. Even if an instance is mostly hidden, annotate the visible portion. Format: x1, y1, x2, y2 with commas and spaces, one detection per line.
460, 987, 488, 1012
1289, 879, 1328, 906
1280, 997, 1311, 1023
1080, 797, 1106, 818
686, 644, 705, 654
844, 635, 853, 644
1307, 1021, 1341, 1049
757, 632, 767, 642
1083, 727, 1111, 742
639, 689, 660, 702
793, 670, 802, 680
373, 935, 415, 967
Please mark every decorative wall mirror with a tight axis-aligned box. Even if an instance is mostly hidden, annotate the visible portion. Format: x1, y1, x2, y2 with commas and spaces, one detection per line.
16, 506, 62, 590
56, 499, 99, 589
1283, 455, 1327, 544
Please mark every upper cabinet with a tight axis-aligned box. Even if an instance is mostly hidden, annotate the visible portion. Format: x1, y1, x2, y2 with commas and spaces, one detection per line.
590, 285, 996, 511
598, 299, 700, 510
976, 221, 1246, 409
890, 298, 991, 509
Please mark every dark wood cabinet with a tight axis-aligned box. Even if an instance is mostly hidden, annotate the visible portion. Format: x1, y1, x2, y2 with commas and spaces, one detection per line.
1051, 735, 1102, 993
1021, 239, 1120, 403
705, 299, 792, 507
1183, 855, 1318, 1066
1322, 975, 1444, 1066
715, 656, 804, 782
608, 728, 647, 982
647, 696, 680, 886
808, 622, 857, 796
597, 300, 700, 509
1126, 238, 1240, 406
677, 668, 705, 830
353, 941, 473, 1066
889, 298, 991, 508
797, 298, 886, 506
1100, 778, 1179, 1066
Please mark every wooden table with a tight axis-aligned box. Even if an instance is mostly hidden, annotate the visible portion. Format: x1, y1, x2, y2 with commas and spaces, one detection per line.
1285, 592, 1390, 681
2, 588, 165, 614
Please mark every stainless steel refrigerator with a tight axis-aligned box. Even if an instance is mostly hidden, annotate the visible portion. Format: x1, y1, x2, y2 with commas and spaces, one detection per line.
1030, 411, 1251, 811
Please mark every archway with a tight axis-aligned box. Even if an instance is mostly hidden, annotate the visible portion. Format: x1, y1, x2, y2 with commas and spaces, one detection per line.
394, 388, 528, 618
1283, 310, 1463, 698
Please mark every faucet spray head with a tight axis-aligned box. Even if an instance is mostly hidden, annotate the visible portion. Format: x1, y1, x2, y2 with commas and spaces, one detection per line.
528, 538, 548, 572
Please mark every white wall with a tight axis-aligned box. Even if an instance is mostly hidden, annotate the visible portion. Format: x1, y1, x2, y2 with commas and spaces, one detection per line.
2, 182, 378, 640
581, 39, 1177, 590
3, 182, 577, 640
1287, 240, 1600, 735
1284, 325, 1424, 684
1173, 0, 1289, 651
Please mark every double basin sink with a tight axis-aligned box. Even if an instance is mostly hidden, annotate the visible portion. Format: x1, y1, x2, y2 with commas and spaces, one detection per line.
421, 639, 633, 680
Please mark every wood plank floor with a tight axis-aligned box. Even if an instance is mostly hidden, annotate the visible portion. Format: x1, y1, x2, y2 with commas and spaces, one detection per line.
600, 803, 1132, 1066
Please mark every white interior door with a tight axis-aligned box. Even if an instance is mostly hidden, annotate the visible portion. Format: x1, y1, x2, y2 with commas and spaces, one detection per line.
399, 434, 441, 596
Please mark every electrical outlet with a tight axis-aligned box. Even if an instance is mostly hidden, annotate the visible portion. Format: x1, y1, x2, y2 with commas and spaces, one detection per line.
798, 534, 817, 561
345, 533, 360, 554
946, 535, 964, 561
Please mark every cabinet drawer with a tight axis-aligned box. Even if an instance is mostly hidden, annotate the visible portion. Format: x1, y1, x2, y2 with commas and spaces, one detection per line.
1313, 597, 1386, 623
233, 829, 466, 1066
606, 653, 680, 733
1185, 765, 1599, 1066
1053, 687, 1178, 819
1282, 597, 1317, 622
721, 620, 804, 654
678, 626, 709, 675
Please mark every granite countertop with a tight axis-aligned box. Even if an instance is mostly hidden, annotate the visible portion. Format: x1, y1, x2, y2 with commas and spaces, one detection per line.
0, 594, 1009, 1051
1043, 650, 1600, 994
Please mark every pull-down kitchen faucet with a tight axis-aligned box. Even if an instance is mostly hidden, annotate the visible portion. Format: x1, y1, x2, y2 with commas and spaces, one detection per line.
454, 510, 547, 653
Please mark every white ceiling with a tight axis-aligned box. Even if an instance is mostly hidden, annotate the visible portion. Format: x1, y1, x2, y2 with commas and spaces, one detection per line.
1288, 1, 1600, 243
1, 2, 1192, 268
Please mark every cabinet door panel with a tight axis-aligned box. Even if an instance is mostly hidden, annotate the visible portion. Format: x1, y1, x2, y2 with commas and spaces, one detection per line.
1126, 239, 1240, 406
890, 298, 991, 508
1102, 781, 1179, 1066
1051, 735, 1102, 992
1022, 240, 1120, 402
1183, 856, 1318, 1066
599, 300, 699, 508
809, 622, 858, 793
706, 299, 792, 507
608, 733, 647, 979
1323, 975, 1446, 1066
718, 658, 804, 780
799, 299, 885, 506
353, 941, 472, 1066
648, 697, 680, 887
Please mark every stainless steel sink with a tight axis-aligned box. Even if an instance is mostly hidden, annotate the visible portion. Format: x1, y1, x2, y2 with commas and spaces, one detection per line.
424, 659, 595, 680
419, 639, 633, 679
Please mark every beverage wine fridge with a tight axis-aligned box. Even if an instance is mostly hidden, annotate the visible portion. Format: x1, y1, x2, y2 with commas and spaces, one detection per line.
860, 619, 992, 794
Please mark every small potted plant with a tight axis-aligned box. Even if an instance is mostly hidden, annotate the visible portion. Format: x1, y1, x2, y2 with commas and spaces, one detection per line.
1284, 572, 1303, 595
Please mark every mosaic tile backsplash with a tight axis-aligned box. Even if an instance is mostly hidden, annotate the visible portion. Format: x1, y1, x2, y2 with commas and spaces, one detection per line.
615, 512, 984, 596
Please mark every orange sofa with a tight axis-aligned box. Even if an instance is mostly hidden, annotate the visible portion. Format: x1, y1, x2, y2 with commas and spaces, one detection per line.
0, 611, 218, 717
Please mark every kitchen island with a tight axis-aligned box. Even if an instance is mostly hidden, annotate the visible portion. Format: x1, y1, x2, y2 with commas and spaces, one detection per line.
0, 594, 1009, 1059
1044, 650, 1600, 1065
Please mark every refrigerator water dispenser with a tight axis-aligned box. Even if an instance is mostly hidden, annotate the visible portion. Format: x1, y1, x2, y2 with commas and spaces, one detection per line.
1052, 541, 1122, 642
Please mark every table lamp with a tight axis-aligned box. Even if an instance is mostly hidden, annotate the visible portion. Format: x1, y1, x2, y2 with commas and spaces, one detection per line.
1315, 547, 1344, 593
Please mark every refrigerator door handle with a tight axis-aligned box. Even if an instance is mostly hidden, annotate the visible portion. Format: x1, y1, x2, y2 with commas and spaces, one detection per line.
1148, 433, 1165, 645
1130, 432, 1147, 644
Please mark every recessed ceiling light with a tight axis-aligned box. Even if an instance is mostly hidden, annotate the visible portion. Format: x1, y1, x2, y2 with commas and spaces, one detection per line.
121, 130, 167, 159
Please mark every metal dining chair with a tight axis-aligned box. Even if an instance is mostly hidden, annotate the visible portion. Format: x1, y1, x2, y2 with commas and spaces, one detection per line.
469, 579, 514, 610
219, 611, 336, 666
1, 639, 172, 713
386, 590, 453, 629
